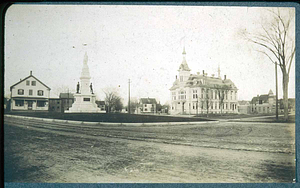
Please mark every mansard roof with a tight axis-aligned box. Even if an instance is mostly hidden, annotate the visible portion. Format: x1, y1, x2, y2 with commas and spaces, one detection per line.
10, 74, 51, 91
170, 73, 237, 90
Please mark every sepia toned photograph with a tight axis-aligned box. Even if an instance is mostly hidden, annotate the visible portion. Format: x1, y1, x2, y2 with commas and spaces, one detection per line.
3, 3, 296, 184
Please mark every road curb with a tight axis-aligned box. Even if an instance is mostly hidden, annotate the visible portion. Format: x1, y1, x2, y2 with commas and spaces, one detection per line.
4, 114, 218, 126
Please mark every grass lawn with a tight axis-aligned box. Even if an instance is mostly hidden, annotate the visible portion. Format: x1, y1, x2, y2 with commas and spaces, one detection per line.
5, 111, 213, 123
194, 113, 283, 119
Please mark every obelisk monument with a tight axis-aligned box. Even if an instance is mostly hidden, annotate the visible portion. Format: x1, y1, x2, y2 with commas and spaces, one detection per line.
66, 52, 105, 113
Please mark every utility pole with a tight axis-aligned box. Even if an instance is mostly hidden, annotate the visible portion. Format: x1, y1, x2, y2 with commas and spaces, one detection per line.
128, 79, 131, 114
275, 62, 278, 120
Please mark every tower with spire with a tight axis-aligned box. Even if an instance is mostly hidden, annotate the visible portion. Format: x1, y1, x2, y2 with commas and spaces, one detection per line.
66, 52, 105, 113
178, 47, 191, 84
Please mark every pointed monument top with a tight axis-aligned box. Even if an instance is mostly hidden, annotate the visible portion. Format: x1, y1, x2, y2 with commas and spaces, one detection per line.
83, 52, 88, 64
182, 47, 186, 55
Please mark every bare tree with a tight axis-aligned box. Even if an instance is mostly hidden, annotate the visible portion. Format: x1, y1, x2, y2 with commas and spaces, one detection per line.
103, 87, 123, 113
215, 84, 230, 115
242, 8, 295, 121
199, 88, 212, 117
52, 85, 74, 97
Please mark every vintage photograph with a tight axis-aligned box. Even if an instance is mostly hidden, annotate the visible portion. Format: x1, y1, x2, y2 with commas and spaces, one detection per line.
4, 4, 296, 183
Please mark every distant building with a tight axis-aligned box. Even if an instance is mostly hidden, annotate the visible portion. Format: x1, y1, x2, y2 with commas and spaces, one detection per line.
59, 93, 75, 112
170, 48, 238, 115
250, 90, 275, 114
49, 98, 62, 112
10, 71, 51, 111
137, 98, 157, 114
95, 101, 106, 111
279, 98, 295, 112
237, 100, 251, 114
49, 93, 75, 113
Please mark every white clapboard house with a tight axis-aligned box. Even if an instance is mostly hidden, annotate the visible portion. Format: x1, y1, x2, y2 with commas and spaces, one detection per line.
10, 71, 51, 111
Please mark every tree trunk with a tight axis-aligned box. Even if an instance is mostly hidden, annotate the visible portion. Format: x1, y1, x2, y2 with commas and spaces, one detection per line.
282, 71, 289, 121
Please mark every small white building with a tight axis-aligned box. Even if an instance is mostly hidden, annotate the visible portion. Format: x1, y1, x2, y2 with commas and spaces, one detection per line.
136, 98, 157, 114
10, 71, 51, 111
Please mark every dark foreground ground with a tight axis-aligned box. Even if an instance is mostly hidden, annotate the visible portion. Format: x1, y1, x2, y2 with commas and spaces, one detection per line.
5, 111, 212, 123
4, 115, 295, 183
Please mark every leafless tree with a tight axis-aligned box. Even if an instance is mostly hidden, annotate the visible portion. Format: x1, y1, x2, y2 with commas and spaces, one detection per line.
199, 88, 212, 117
103, 87, 123, 113
242, 8, 295, 121
52, 85, 75, 97
215, 84, 230, 115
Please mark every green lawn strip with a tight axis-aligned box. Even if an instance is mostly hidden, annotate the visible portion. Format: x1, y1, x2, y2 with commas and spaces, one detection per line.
5, 112, 213, 123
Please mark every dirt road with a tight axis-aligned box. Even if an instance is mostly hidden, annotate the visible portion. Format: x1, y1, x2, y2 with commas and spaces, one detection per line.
4, 116, 295, 183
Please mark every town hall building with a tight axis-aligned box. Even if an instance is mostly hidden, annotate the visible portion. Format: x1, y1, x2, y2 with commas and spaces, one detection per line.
170, 48, 238, 115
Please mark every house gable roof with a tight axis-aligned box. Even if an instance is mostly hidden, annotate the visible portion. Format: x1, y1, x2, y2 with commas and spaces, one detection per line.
140, 98, 157, 104
10, 74, 51, 91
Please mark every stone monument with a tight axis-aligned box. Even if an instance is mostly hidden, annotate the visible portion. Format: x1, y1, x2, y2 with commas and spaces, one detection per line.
66, 52, 105, 113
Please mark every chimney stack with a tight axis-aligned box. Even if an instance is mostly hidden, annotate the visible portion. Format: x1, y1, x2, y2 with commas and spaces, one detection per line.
176, 75, 177, 79
224, 75, 226, 80
30, 71, 32, 75
202, 70, 205, 75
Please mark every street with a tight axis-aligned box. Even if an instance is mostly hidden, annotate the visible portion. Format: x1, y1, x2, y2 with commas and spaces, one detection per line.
4, 116, 295, 183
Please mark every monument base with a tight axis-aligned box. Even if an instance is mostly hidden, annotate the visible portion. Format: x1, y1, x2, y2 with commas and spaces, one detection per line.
65, 93, 106, 113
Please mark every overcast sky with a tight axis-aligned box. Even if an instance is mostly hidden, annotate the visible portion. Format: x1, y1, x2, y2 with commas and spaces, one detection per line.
4, 4, 295, 104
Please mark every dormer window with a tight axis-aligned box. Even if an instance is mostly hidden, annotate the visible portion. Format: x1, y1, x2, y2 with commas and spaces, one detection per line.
18, 89, 24, 95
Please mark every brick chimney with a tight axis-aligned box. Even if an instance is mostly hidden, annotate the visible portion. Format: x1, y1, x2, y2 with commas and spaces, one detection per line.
30, 71, 32, 75
202, 70, 205, 75
224, 75, 226, 80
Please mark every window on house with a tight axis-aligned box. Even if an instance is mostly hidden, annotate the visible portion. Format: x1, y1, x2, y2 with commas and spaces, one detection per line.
26, 80, 30, 86
144, 108, 147, 111
144, 104, 147, 107
37, 90, 44, 96
31, 81, 36, 86
83, 98, 90, 101
57, 101, 60, 104
172, 92, 176, 100
37, 101, 46, 107
259, 100, 263, 104
18, 89, 24, 95
29, 90, 33, 95
15, 100, 24, 106
193, 90, 198, 99
179, 91, 186, 100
